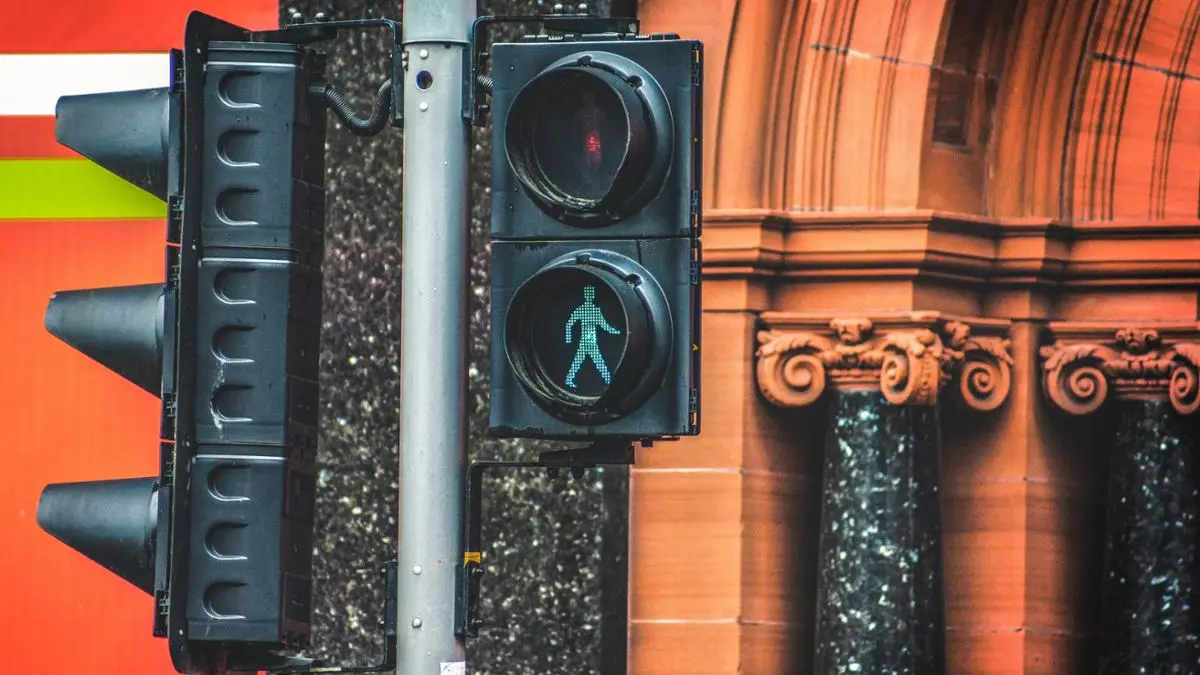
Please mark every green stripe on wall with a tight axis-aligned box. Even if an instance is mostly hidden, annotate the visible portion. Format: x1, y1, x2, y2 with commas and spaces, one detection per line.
0, 159, 165, 220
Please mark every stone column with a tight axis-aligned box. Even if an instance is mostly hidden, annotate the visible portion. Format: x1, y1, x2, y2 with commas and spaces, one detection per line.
1041, 325, 1200, 674
757, 312, 1012, 675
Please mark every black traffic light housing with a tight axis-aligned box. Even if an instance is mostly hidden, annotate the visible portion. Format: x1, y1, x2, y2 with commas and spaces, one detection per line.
38, 284, 166, 594
36, 11, 332, 673
488, 34, 702, 440
38, 477, 161, 594
184, 34, 327, 652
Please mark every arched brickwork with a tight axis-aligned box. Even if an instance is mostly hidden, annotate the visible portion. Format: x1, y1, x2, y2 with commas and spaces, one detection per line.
1068, 0, 1200, 221
987, 0, 1099, 218
634, 0, 1200, 672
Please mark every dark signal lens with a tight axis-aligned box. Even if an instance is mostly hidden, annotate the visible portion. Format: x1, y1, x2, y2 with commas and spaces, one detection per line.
503, 251, 675, 426
529, 72, 627, 203
505, 56, 672, 226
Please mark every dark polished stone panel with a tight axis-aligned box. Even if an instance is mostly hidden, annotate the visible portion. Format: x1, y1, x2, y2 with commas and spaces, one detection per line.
1101, 400, 1200, 674
813, 390, 945, 675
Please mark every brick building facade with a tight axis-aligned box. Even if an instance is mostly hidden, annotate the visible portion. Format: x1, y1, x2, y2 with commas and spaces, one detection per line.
632, 0, 1200, 672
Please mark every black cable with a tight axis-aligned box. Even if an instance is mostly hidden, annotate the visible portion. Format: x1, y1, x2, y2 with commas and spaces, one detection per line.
476, 72, 494, 95
318, 78, 392, 137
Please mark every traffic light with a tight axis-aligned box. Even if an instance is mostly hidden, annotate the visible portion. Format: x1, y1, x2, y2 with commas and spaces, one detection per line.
488, 34, 703, 440
36, 13, 327, 672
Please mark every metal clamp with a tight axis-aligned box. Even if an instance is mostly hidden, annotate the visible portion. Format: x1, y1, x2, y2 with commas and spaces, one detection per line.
463, 9, 640, 125
455, 439, 639, 637
248, 561, 398, 674
256, 16, 405, 129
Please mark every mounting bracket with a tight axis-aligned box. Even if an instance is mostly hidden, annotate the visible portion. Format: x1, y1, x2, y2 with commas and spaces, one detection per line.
255, 15, 405, 129
245, 561, 399, 674
454, 439, 641, 638
464, 9, 640, 125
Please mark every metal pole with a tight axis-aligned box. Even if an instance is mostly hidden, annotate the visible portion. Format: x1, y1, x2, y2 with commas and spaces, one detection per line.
398, 0, 474, 672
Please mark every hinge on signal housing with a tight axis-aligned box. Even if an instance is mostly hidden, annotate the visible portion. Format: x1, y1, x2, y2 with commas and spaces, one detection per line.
689, 242, 700, 285
171, 50, 185, 92
167, 195, 184, 246
163, 392, 177, 422
168, 259, 182, 290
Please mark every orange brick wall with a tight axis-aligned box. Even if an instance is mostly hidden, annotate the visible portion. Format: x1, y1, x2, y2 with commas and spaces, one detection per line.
633, 0, 1200, 672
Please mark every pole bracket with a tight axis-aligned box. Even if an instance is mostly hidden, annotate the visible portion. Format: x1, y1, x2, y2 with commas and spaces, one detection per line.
454, 438, 642, 638
255, 16, 405, 130
248, 560, 398, 674
464, 9, 640, 125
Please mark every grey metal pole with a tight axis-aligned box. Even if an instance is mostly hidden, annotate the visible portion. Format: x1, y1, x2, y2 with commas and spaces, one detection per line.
398, 0, 474, 672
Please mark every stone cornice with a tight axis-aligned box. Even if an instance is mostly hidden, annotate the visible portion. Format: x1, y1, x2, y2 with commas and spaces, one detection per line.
703, 209, 1200, 289
756, 311, 1013, 410
1040, 322, 1200, 415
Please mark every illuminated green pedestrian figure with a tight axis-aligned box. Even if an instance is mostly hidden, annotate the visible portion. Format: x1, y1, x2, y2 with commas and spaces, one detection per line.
564, 285, 622, 389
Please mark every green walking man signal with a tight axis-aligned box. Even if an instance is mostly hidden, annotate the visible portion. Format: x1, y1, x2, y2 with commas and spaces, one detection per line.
564, 285, 621, 389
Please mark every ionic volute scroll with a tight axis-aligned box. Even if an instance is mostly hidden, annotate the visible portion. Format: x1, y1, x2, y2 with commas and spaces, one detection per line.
755, 315, 1013, 410
1040, 326, 1200, 416
942, 320, 1014, 412
755, 329, 836, 408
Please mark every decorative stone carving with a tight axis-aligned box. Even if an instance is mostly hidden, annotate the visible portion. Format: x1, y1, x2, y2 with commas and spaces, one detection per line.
1040, 323, 1200, 415
756, 311, 1013, 410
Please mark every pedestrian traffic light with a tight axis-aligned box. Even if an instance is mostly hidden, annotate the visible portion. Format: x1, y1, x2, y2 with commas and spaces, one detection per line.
488, 33, 703, 440
35, 12, 328, 672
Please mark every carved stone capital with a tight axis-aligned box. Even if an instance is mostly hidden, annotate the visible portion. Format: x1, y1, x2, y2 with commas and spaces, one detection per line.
1040, 322, 1200, 415
756, 311, 1013, 410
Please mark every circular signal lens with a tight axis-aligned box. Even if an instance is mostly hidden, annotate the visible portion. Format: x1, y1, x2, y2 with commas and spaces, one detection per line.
505, 251, 673, 424
505, 53, 673, 226
529, 71, 628, 204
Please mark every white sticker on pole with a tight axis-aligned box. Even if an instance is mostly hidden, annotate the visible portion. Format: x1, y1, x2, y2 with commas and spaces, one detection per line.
440, 662, 467, 675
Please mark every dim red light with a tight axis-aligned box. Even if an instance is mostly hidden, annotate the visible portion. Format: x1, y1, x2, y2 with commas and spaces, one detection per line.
584, 128, 602, 166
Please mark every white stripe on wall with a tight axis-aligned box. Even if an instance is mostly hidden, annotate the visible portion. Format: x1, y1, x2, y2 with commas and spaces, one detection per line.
0, 54, 170, 116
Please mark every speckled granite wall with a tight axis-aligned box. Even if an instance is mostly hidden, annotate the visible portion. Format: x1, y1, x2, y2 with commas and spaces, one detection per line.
814, 390, 946, 675
288, 1, 627, 672
1101, 400, 1200, 674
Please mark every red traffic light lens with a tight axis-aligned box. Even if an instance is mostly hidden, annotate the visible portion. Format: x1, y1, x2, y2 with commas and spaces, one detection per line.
584, 127, 603, 166
529, 70, 628, 204
505, 53, 673, 227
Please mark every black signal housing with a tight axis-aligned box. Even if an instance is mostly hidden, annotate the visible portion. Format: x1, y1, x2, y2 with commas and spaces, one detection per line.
489, 33, 703, 440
